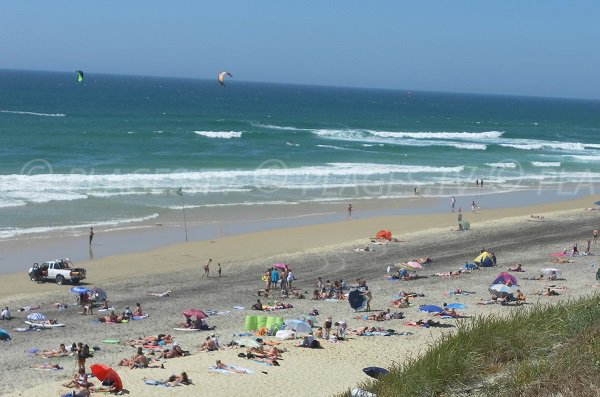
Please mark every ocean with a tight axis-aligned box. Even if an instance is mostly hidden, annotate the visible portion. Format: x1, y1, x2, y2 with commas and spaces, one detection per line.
1, 69, 600, 240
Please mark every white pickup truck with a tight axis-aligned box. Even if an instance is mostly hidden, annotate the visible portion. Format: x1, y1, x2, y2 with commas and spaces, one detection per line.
28, 259, 86, 285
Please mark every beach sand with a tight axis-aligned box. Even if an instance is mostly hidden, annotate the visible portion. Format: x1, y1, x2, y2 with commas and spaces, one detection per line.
1, 195, 599, 397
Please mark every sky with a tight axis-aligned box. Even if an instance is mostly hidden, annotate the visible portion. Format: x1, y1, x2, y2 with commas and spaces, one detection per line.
2, 1, 600, 99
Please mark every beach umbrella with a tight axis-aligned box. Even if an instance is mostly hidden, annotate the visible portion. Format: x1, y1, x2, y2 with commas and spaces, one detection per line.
284, 319, 312, 334
375, 230, 392, 240
235, 338, 261, 348
362, 366, 389, 379
273, 263, 289, 270
0, 329, 10, 341
489, 284, 518, 294
418, 305, 445, 314
182, 309, 208, 319
348, 289, 366, 311
26, 313, 47, 321
90, 364, 122, 391
542, 268, 562, 277
90, 287, 107, 302
491, 272, 518, 286
445, 303, 467, 309
69, 286, 89, 295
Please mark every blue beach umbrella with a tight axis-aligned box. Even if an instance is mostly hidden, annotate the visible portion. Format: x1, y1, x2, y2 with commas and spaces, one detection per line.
349, 289, 366, 311
445, 303, 467, 310
418, 305, 445, 314
284, 319, 313, 334
594, 201, 600, 206
70, 286, 89, 295
489, 284, 517, 294
26, 313, 47, 321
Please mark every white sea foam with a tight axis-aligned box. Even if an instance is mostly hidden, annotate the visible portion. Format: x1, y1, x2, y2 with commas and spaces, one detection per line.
251, 122, 309, 131
194, 130, 243, 139
531, 161, 561, 167
1, 109, 66, 117
0, 213, 159, 240
367, 130, 503, 140
569, 155, 600, 161
500, 142, 586, 151
486, 162, 518, 169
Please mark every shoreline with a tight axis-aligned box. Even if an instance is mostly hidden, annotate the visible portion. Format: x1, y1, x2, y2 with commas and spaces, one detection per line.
1, 192, 599, 299
1, 185, 598, 277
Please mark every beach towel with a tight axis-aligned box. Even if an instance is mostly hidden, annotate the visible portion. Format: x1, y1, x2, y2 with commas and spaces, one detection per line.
132, 315, 149, 320
551, 252, 567, 257
97, 308, 116, 312
208, 365, 254, 374
233, 306, 245, 310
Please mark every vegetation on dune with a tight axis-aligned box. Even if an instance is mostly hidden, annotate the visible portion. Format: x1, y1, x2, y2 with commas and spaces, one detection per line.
340, 295, 600, 397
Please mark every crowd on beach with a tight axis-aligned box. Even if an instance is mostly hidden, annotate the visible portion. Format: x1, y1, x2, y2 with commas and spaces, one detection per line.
2, 216, 600, 397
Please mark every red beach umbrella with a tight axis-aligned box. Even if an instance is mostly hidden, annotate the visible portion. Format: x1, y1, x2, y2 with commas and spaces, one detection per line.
90, 363, 122, 391
183, 309, 208, 319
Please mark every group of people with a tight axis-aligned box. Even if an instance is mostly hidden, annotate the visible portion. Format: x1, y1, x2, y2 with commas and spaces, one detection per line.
202, 258, 222, 278
312, 277, 348, 300
262, 266, 295, 296
97, 303, 143, 323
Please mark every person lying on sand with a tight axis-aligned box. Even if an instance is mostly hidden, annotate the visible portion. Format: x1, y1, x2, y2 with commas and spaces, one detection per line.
435, 270, 464, 277
507, 264, 525, 272
60, 390, 90, 397
354, 246, 374, 252
537, 288, 560, 296
525, 274, 545, 281
412, 257, 432, 264
127, 334, 172, 347
119, 347, 149, 368
516, 289, 527, 304
147, 290, 171, 297
97, 310, 125, 323
391, 296, 410, 308
144, 372, 191, 387
160, 345, 185, 359
31, 363, 62, 370
39, 343, 70, 358
552, 257, 574, 264
215, 360, 248, 373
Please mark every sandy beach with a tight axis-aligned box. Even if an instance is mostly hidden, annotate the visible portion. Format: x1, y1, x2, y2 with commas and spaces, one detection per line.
1, 194, 600, 397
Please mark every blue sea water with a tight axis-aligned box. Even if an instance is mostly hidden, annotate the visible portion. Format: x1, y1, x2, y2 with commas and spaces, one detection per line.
1, 69, 600, 239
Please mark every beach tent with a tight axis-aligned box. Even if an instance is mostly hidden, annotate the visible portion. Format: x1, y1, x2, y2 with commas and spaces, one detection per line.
349, 289, 366, 311
375, 230, 392, 240
492, 272, 518, 286
275, 329, 296, 340
284, 319, 312, 334
91, 287, 107, 302
418, 305, 445, 314
90, 364, 122, 391
0, 329, 10, 341
235, 338, 261, 348
474, 252, 494, 267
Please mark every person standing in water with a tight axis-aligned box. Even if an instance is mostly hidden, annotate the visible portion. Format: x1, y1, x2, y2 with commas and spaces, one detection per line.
347, 203, 352, 218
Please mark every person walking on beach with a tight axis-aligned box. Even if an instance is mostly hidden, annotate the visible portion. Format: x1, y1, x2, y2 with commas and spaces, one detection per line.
361, 287, 372, 312
88, 227, 94, 245
217, 263, 222, 278
471, 200, 478, 212
457, 208, 463, 231
593, 229, 598, 244
202, 259, 212, 278
347, 203, 352, 218
451, 196, 456, 212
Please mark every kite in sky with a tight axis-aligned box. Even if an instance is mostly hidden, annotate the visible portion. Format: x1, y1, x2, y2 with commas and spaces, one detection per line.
218, 71, 233, 86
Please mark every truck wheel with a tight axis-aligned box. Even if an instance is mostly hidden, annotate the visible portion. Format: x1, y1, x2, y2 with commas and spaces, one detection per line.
56, 275, 65, 285
71, 279, 80, 285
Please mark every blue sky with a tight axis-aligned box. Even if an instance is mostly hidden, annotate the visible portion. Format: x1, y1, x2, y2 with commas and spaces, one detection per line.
2, 1, 600, 99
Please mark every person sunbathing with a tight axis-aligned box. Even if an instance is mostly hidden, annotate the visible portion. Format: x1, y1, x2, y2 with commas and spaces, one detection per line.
199, 336, 218, 352
539, 288, 560, 296
39, 343, 70, 358
31, 363, 63, 370
251, 299, 263, 310
147, 290, 171, 297
507, 264, 524, 272
97, 310, 119, 323
133, 303, 143, 316
392, 296, 410, 308
93, 378, 120, 393
160, 345, 185, 359
119, 347, 149, 368
215, 360, 248, 373
552, 257, 574, 264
